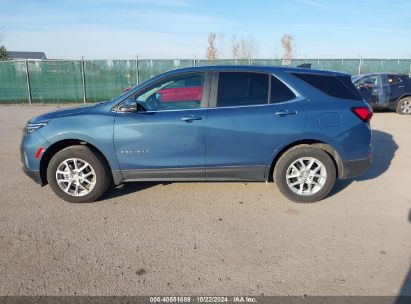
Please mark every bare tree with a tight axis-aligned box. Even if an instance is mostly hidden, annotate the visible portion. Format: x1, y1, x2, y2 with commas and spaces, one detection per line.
216, 33, 228, 58
231, 35, 258, 59
0, 31, 7, 60
281, 34, 294, 65
231, 35, 240, 59
0, 46, 7, 60
205, 33, 258, 60
206, 32, 218, 60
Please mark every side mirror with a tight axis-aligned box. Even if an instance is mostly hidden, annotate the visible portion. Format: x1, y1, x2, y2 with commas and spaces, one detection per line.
118, 100, 137, 112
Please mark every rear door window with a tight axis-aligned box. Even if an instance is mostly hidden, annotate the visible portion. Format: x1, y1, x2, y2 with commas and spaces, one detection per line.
217, 72, 269, 107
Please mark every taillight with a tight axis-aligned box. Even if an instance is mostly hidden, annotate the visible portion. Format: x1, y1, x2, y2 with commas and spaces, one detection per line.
352, 107, 373, 123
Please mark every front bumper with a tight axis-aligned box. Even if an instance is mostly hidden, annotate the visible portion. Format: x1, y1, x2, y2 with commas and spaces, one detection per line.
20, 129, 50, 186
21, 146, 43, 185
340, 157, 372, 179
22, 165, 42, 185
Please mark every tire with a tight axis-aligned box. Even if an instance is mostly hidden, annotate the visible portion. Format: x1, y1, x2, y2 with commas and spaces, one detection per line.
396, 97, 411, 115
274, 145, 336, 203
47, 145, 111, 203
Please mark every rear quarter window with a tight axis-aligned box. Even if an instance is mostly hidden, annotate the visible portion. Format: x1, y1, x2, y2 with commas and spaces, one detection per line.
291, 73, 362, 100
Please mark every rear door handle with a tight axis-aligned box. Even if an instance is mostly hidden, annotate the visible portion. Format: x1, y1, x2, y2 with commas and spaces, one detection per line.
275, 110, 297, 116
180, 115, 202, 122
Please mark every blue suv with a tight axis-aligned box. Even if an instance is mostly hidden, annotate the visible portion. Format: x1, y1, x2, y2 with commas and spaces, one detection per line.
20, 66, 373, 203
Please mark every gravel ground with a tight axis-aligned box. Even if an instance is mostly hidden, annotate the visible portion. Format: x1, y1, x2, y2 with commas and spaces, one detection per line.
0, 105, 410, 296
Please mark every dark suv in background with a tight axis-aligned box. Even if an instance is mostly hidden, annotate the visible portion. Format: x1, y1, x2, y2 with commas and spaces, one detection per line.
352, 73, 411, 114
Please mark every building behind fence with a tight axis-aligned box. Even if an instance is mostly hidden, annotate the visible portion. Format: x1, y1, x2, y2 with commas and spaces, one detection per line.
0, 58, 410, 104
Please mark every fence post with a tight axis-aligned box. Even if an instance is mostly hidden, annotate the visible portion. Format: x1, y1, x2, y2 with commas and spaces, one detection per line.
24, 60, 32, 104
358, 58, 362, 75
81, 57, 86, 103
135, 55, 139, 85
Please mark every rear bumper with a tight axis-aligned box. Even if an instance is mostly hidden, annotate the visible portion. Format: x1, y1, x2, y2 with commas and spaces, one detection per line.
340, 157, 371, 179
369, 101, 397, 110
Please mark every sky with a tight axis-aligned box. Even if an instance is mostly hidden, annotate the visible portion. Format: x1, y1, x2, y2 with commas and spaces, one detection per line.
0, 0, 410, 59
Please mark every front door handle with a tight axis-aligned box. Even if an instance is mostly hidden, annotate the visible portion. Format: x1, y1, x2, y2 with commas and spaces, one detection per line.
275, 110, 297, 116
180, 115, 202, 122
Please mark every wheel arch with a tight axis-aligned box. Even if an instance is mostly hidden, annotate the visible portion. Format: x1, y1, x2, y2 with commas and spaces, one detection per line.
266, 139, 343, 181
397, 94, 411, 102
39, 139, 115, 185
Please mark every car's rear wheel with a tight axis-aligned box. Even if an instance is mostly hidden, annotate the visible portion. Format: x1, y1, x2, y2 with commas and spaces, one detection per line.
396, 97, 411, 115
274, 145, 336, 203
47, 145, 110, 203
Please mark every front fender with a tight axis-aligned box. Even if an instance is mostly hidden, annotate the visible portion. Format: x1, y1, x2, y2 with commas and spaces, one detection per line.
38, 113, 120, 172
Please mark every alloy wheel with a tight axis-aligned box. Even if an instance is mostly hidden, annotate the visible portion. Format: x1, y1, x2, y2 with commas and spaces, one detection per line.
55, 158, 96, 197
286, 157, 327, 196
400, 100, 411, 114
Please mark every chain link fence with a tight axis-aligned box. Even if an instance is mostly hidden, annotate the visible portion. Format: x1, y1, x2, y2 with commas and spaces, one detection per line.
1, 58, 410, 104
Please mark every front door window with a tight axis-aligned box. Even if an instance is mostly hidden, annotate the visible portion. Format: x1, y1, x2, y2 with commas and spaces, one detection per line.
123, 73, 205, 112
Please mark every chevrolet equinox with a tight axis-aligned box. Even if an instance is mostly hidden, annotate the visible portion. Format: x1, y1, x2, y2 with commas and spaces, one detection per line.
21, 66, 373, 203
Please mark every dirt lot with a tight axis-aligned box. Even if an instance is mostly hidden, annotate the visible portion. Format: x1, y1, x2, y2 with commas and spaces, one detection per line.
0, 105, 410, 296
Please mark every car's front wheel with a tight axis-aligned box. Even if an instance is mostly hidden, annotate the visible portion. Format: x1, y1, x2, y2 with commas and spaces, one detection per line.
396, 97, 411, 115
47, 145, 111, 203
274, 145, 336, 203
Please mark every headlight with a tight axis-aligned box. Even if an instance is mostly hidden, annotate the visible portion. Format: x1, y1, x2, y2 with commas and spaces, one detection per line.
25, 121, 49, 133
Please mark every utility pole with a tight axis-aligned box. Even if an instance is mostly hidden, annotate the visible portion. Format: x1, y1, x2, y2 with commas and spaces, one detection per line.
358, 55, 362, 75
135, 54, 139, 85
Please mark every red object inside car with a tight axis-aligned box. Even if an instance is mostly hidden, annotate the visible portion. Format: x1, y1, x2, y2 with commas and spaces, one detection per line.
158, 86, 202, 102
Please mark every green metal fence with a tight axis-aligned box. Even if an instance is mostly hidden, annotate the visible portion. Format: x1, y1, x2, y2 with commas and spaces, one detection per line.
0, 58, 410, 104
